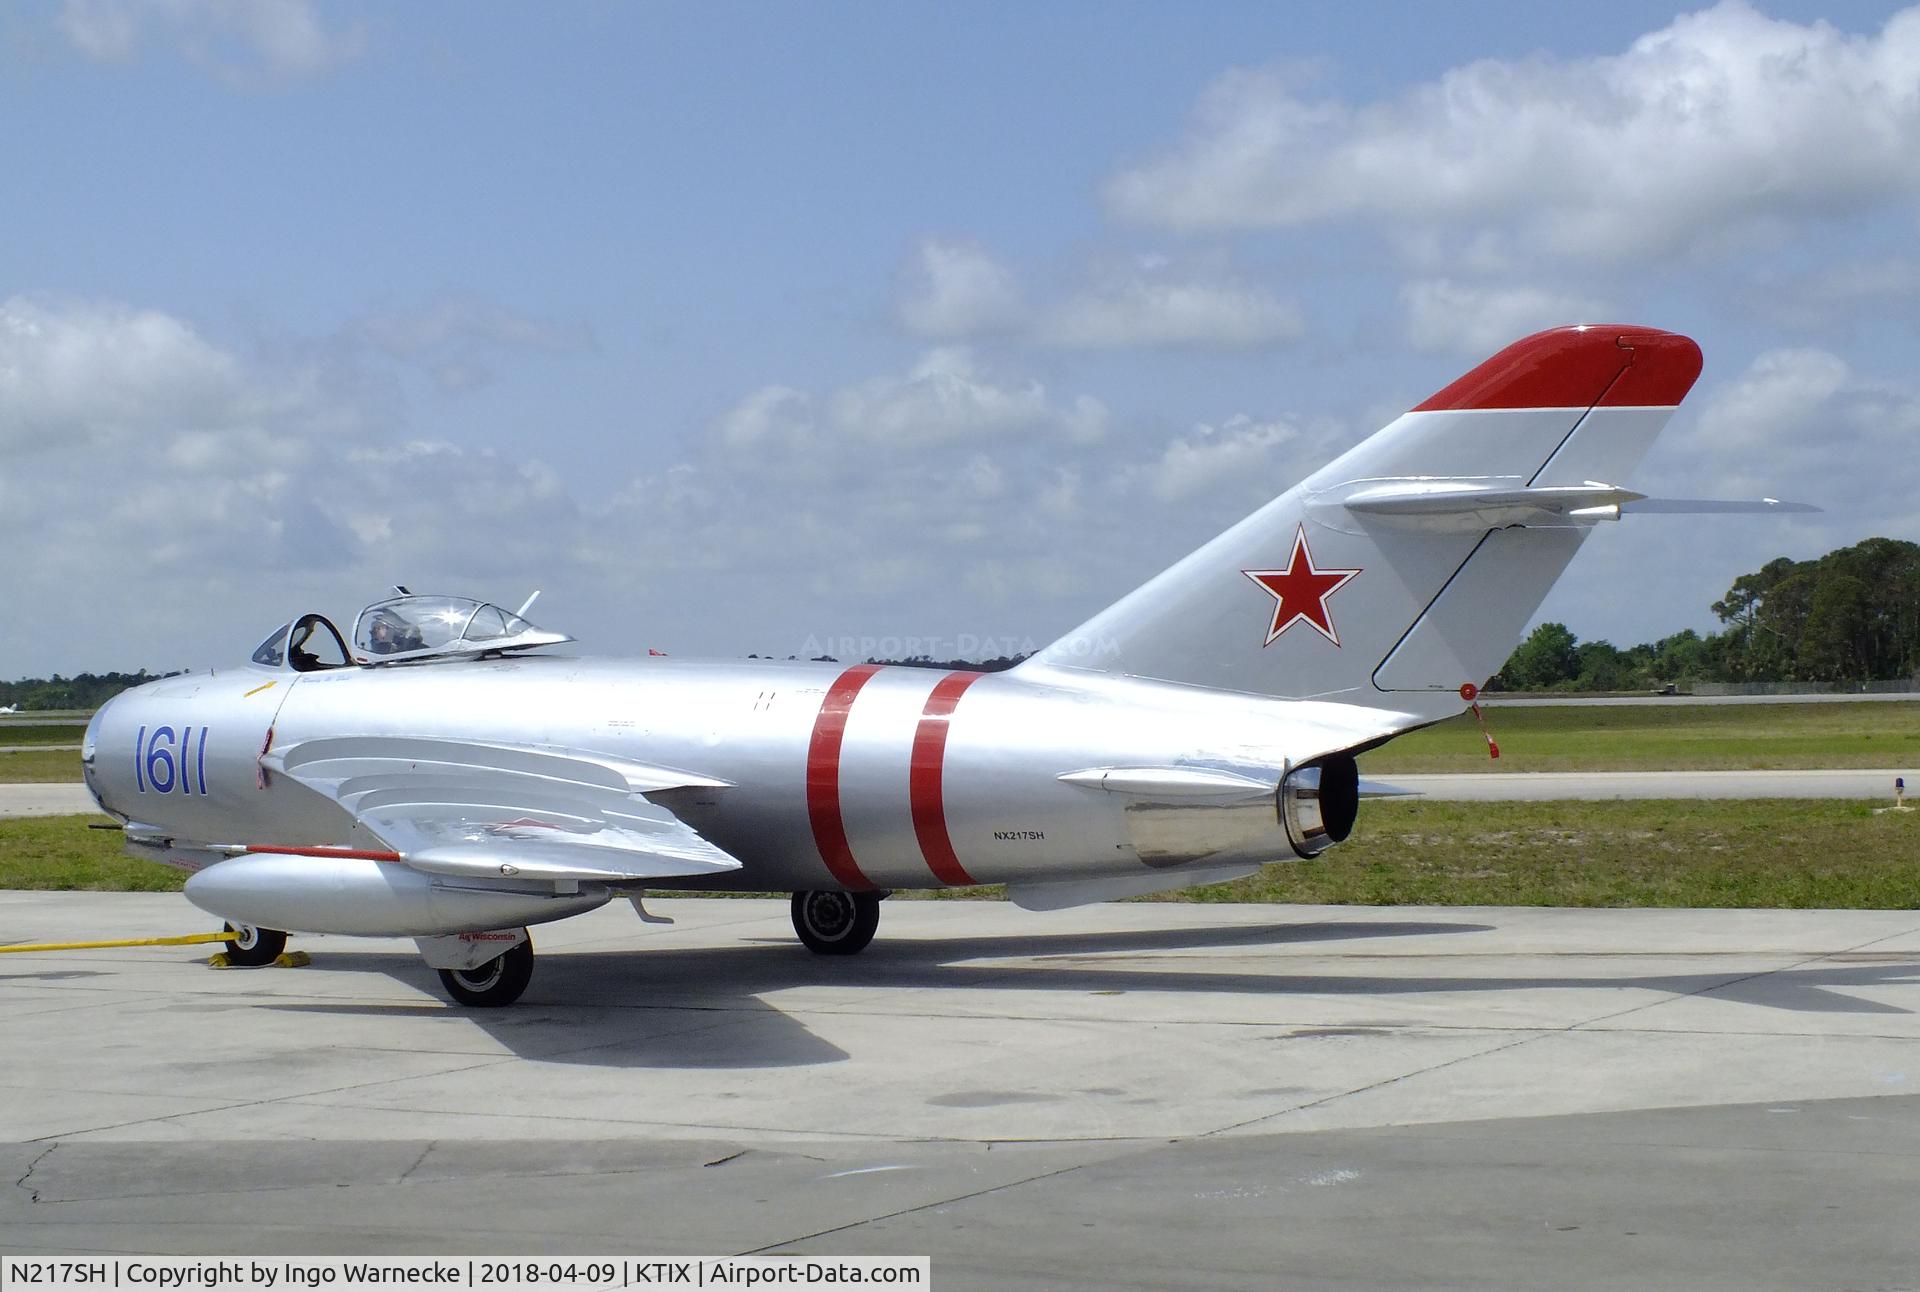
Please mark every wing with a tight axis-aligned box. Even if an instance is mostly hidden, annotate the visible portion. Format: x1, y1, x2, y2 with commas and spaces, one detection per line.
259, 735, 742, 884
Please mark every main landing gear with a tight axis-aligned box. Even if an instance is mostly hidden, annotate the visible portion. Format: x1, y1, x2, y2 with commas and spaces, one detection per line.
221, 923, 287, 967
437, 935, 535, 1008
791, 890, 881, 955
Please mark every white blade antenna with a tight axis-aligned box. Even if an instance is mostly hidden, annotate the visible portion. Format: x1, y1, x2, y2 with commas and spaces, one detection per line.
516, 590, 542, 618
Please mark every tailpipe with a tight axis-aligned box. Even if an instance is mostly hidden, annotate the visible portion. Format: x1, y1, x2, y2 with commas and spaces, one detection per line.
1280, 755, 1358, 858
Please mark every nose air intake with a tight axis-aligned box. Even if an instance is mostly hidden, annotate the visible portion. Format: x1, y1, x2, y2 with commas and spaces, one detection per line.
1281, 755, 1358, 858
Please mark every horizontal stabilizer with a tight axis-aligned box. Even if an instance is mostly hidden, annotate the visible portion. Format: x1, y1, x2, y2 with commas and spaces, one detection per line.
1340, 480, 1643, 517
1058, 766, 1275, 802
1621, 497, 1821, 515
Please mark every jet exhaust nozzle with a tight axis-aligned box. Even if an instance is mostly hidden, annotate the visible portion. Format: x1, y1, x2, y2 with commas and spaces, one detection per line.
1281, 755, 1358, 859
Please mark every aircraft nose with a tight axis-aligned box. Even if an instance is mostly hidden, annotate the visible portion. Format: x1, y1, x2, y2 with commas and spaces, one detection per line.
82, 693, 121, 818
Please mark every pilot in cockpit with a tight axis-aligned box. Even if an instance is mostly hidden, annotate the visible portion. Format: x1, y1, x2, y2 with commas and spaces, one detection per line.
366, 611, 422, 656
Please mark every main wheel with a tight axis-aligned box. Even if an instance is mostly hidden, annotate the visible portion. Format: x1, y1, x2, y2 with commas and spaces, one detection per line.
791, 890, 880, 956
437, 937, 534, 1007
222, 923, 287, 967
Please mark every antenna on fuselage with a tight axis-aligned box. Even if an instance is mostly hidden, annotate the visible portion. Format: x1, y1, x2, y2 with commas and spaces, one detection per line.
393, 584, 412, 596
516, 590, 541, 618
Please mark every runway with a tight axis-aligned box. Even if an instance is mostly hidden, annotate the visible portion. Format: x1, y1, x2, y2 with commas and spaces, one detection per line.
1482, 691, 1917, 706
1392, 767, 1912, 800
3, 895, 1918, 1287
0, 783, 99, 816
5, 770, 1911, 820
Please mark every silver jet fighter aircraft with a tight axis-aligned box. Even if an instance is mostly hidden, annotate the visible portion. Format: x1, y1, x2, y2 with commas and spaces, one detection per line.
83, 325, 1800, 1006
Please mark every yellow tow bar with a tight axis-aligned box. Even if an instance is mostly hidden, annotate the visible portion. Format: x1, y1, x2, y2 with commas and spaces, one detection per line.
0, 931, 236, 955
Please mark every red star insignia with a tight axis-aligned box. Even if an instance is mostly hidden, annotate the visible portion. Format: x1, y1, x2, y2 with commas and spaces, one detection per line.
1242, 525, 1362, 647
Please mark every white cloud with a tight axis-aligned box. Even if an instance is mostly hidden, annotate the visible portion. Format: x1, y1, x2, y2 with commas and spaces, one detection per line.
894, 239, 1024, 338
828, 348, 1109, 446
1147, 415, 1302, 503
892, 239, 1305, 351
1107, 2, 1920, 262
1804, 258, 1920, 307
1037, 263, 1304, 350
1678, 348, 1919, 518
337, 441, 578, 576
58, 0, 366, 81
0, 294, 287, 454
714, 347, 1109, 454
1402, 279, 1614, 355
1127, 413, 1352, 512
0, 295, 1389, 678
712, 384, 813, 452
1768, 256, 1920, 327
353, 298, 593, 393
0, 296, 580, 672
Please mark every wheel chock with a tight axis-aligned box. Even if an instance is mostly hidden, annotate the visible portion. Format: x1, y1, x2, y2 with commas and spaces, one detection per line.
206, 952, 234, 968
274, 950, 311, 968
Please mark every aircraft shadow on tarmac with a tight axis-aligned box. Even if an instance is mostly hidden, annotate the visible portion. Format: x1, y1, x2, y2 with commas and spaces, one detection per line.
256, 916, 1920, 1071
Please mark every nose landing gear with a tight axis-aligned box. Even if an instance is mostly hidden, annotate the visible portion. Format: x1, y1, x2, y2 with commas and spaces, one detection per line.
791, 890, 881, 955
221, 923, 288, 967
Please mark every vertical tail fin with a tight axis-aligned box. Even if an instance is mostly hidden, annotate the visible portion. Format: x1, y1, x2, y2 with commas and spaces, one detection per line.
1027, 325, 1704, 716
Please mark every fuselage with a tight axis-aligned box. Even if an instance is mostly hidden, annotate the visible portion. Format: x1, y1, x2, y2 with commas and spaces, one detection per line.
86, 653, 1405, 894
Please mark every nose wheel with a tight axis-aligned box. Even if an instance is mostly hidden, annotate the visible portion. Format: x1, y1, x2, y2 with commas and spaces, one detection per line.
791, 890, 881, 955
221, 923, 287, 967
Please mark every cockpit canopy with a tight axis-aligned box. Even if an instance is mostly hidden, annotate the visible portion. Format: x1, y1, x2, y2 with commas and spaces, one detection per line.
251, 614, 352, 673
350, 594, 572, 665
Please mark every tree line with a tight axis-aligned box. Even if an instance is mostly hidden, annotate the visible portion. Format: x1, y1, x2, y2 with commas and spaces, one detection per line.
0, 670, 176, 712
1493, 537, 1919, 692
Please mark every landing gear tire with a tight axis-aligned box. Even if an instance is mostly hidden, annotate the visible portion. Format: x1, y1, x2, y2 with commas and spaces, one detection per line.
222, 923, 287, 967
437, 937, 534, 1008
791, 890, 880, 956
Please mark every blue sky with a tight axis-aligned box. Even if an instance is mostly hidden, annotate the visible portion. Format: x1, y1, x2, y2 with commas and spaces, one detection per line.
3, 0, 1917, 675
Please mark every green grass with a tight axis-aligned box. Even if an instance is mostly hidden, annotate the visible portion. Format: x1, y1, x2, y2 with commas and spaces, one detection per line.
0, 749, 84, 782
1158, 799, 1920, 908
9, 801, 1916, 907
0, 816, 185, 891
0, 723, 87, 746
1361, 701, 1920, 774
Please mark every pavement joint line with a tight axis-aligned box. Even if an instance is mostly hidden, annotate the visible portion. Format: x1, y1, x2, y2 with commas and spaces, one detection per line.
395, 1141, 436, 1184
23, 1048, 537, 1145
1186, 936, 1920, 1139
12, 1143, 54, 1204
0, 1153, 874, 1211
0, 1218, 637, 1246
268, 1097, 997, 1143
265, 1096, 1177, 1147
1374, 1124, 1920, 1159
1194, 1028, 1559, 1139
736, 1156, 1118, 1259
1566, 921, 1920, 1032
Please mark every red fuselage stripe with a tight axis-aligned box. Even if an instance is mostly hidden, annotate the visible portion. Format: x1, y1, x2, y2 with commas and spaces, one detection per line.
805, 663, 885, 890
910, 671, 982, 886
244, 845, 402, 863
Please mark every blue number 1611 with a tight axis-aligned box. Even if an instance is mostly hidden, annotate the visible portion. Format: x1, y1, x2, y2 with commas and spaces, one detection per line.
134, 724, 209, 796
